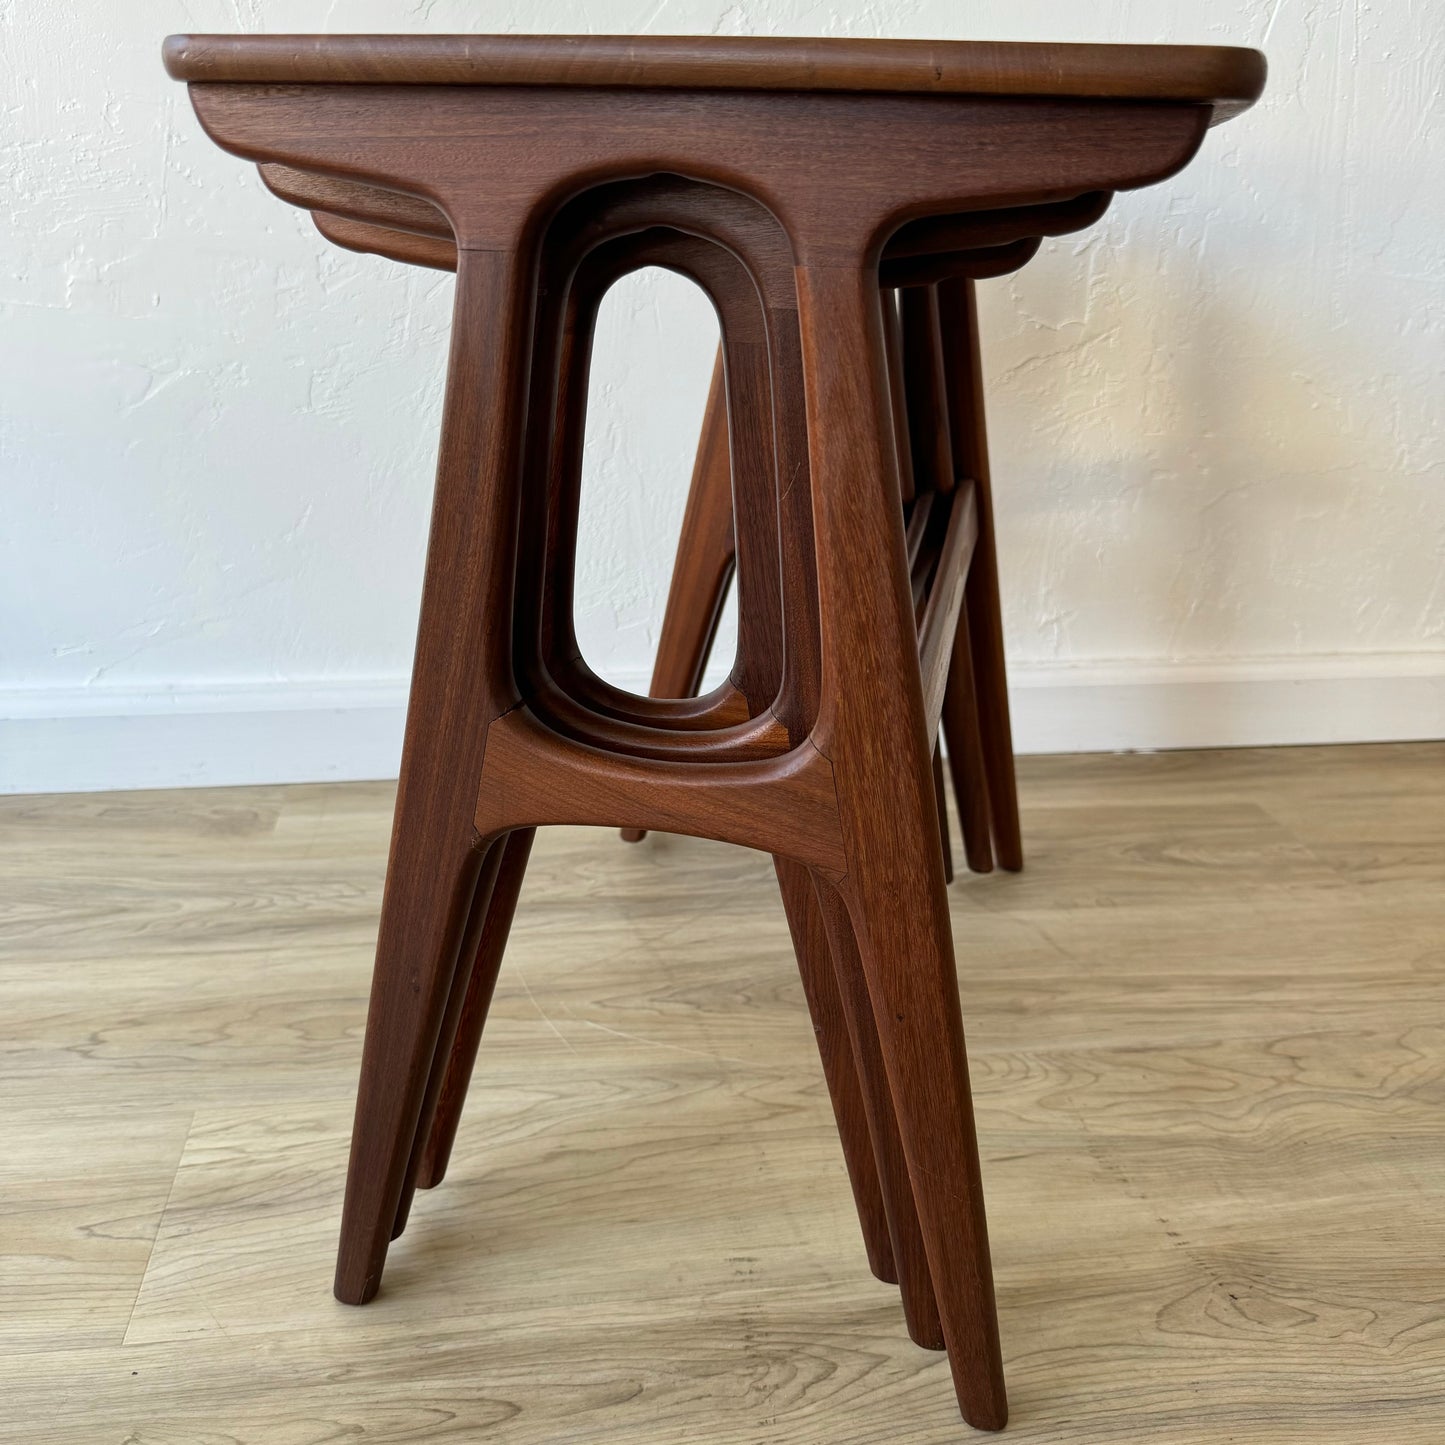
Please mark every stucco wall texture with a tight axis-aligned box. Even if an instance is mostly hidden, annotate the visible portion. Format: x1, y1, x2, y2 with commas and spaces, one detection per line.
3, 4, 1441, 764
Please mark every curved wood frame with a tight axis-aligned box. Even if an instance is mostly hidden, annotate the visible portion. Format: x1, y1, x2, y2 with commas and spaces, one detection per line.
269, 169, 1066, 868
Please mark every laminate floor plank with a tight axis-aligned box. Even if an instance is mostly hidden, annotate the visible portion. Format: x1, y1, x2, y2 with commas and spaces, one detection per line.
2, 743, 1442, 1441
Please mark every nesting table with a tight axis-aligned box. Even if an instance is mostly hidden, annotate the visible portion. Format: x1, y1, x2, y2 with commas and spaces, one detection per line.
165, 33, 1265, 1431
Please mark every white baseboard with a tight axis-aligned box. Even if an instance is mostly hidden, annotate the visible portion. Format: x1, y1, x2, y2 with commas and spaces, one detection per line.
3, 655, 1442, 795
1006, 654, 1445, 755
0, 681, 409, 796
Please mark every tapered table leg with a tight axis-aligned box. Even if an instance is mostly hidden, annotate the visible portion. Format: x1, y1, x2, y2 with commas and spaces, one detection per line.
334, 247, 537, 1306
939, 277, 1023, 873
773, 857, 897, 1286
415, 828, 536, 1190
796, 260, 1006, 1429
621, 353, 736, 844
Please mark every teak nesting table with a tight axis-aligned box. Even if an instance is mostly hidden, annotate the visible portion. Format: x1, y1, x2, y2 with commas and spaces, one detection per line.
165, 33, 1265, 1431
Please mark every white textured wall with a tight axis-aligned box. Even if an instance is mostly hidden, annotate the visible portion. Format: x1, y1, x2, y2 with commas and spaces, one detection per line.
2, 2, 1442, 791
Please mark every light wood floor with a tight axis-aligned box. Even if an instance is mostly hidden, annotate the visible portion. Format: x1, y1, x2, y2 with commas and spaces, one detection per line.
4, 743, 1444, 1443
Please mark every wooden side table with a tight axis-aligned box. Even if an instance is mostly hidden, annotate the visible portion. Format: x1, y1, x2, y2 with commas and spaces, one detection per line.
166, 33, 1264, 1431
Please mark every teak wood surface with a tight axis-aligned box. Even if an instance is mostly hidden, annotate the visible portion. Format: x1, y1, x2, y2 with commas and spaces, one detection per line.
163, 32, 1265, 120
165, 32, 1263, 1433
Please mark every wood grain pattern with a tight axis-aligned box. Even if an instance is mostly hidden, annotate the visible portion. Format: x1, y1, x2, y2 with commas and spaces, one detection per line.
182, 85, 1214, 262
162, 33, 1266, 123
4, 744, 1442, 1441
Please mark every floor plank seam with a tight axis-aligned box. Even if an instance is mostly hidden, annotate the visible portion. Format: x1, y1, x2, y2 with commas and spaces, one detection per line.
120, 1108, 196, 1348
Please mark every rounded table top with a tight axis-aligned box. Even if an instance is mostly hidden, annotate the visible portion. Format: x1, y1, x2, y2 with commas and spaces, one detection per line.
163, 34, 1265, 123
